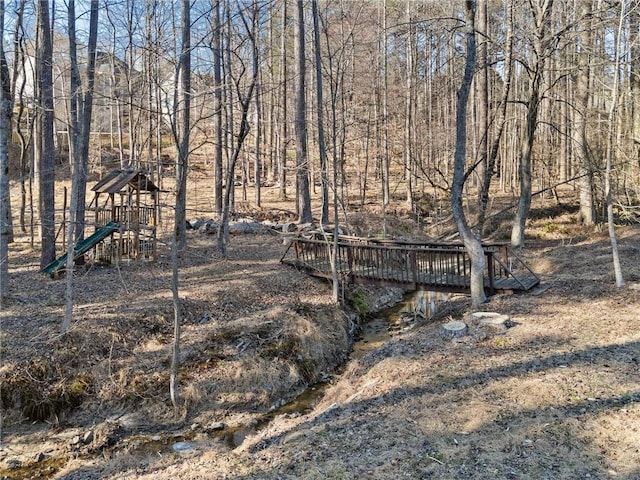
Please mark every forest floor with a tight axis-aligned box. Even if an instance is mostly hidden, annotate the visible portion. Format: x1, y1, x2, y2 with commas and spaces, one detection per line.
1, 180, 640, 479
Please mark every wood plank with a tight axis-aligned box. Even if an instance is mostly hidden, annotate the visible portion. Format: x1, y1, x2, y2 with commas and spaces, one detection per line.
283, 237, 539, 296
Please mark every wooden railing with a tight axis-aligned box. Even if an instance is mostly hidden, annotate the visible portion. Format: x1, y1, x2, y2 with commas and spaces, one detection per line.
282, 234, 539, 294
94, 205, 156, 229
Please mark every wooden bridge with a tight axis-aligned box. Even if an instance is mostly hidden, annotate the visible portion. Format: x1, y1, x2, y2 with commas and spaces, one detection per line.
281, 234, 540, 295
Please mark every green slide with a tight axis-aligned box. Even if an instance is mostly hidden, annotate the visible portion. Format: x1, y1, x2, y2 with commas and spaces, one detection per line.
42, 221, 119, 275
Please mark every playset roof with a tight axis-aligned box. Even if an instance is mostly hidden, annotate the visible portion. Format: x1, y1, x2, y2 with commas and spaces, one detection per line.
92, 169, 159, 194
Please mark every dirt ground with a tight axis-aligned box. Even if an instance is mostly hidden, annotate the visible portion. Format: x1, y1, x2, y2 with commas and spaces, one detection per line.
1, 180, 640, 479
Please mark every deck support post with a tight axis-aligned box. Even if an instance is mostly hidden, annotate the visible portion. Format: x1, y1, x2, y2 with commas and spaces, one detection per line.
486, 251, 495, 294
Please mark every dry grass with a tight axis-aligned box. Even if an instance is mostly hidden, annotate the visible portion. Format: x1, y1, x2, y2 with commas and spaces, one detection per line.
1, 174, 640, 479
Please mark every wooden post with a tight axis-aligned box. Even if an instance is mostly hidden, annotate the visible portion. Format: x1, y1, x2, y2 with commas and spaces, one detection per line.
134, 175, 141, 259
486, 251, 495, 294
346, 242, 353, 283
410, 249, 417, 289
152, 190, 158, 261
62, 186, 67, 250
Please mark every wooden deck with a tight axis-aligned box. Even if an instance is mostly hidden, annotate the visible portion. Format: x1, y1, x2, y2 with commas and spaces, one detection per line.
281, 234, 540, 295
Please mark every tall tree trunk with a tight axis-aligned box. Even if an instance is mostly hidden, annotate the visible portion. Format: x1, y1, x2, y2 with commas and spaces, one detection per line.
0, 0, 12, 300
75, 0, 98, 243
38, 0, 56, 270
253, 5, 261, 208
381, 1, 389, 235
511, 0, 554, 248
278, 0, 288, 200
475, 0, 489, 214
575, 0, 595, 225
312, 0, 337, 301
631, 5, 640, 178
451, 0, 486, 307
312, 0, 329, 226
63, 0, 81, 331
62, 0, 99, 332
605, 1, 624, 288
404, 1, 414, 214
174, 0, 191, 251
216, 1, 259, 257
254, 84, 261, 207
477, 0, 513, 237
170, 0, 191, 408
294, 0, 312, 223
213, 0, 223, 215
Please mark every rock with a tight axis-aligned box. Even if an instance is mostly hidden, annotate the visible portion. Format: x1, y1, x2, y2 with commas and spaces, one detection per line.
228, 221, 263, 235
442, 321, 468, 338
188, 218, 204, 230
469, 312, 511, 331
199, 220, 218, 234
172, 441, 197, 455
34, 452, 47, 462
207, 421, 226, 431
70, 435, 81, 446
6, 459, 21, 470
82, 430, 94, 444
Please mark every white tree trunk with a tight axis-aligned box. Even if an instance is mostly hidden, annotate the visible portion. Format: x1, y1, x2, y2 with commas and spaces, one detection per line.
451, 1, 487, 307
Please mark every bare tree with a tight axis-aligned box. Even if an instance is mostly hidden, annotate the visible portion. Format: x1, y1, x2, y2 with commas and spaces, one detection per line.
38, 0, 56, 270
216, 1, 259, 257
172, 0, 192, 251
0, 0, 12, 300
294, 0, 312, 223
511, 0, 554, 248
575, 0, 595, 225
170, 0, 192, 407
477, 0, 514, 236
451, 0, 487, 307
604, 1, 625, 288
212, 0, 223, 216
62, 0, 99, 332
278, 0, 288, 201
312, 0, 329, 225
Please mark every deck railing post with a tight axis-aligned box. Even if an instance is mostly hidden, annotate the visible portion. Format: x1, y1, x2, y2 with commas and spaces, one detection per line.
410, 250, 418, 288
487, 251, 495, 293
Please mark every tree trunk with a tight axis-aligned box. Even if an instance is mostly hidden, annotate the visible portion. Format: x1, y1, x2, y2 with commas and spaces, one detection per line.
254, 83, 262, 207
312, 0, 329, 226
213, 0, 223, 215
381, 1, 389, 234
0, 0, 11, 300
170, 0, 192, 407
216, 1, 259, 257
404, 1, 414, 214
511, 0, 554, 248
294, 0, 312, 223
475, 0, 489, 201
575, 0, 595, 225
174, 0, 191, 250
605, 1, 624, 288
38, 0, 56, 270
451, 0, 487, 307
74, 0, 99, 245
169, 235, 181, 408
278, 0, 288, 201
